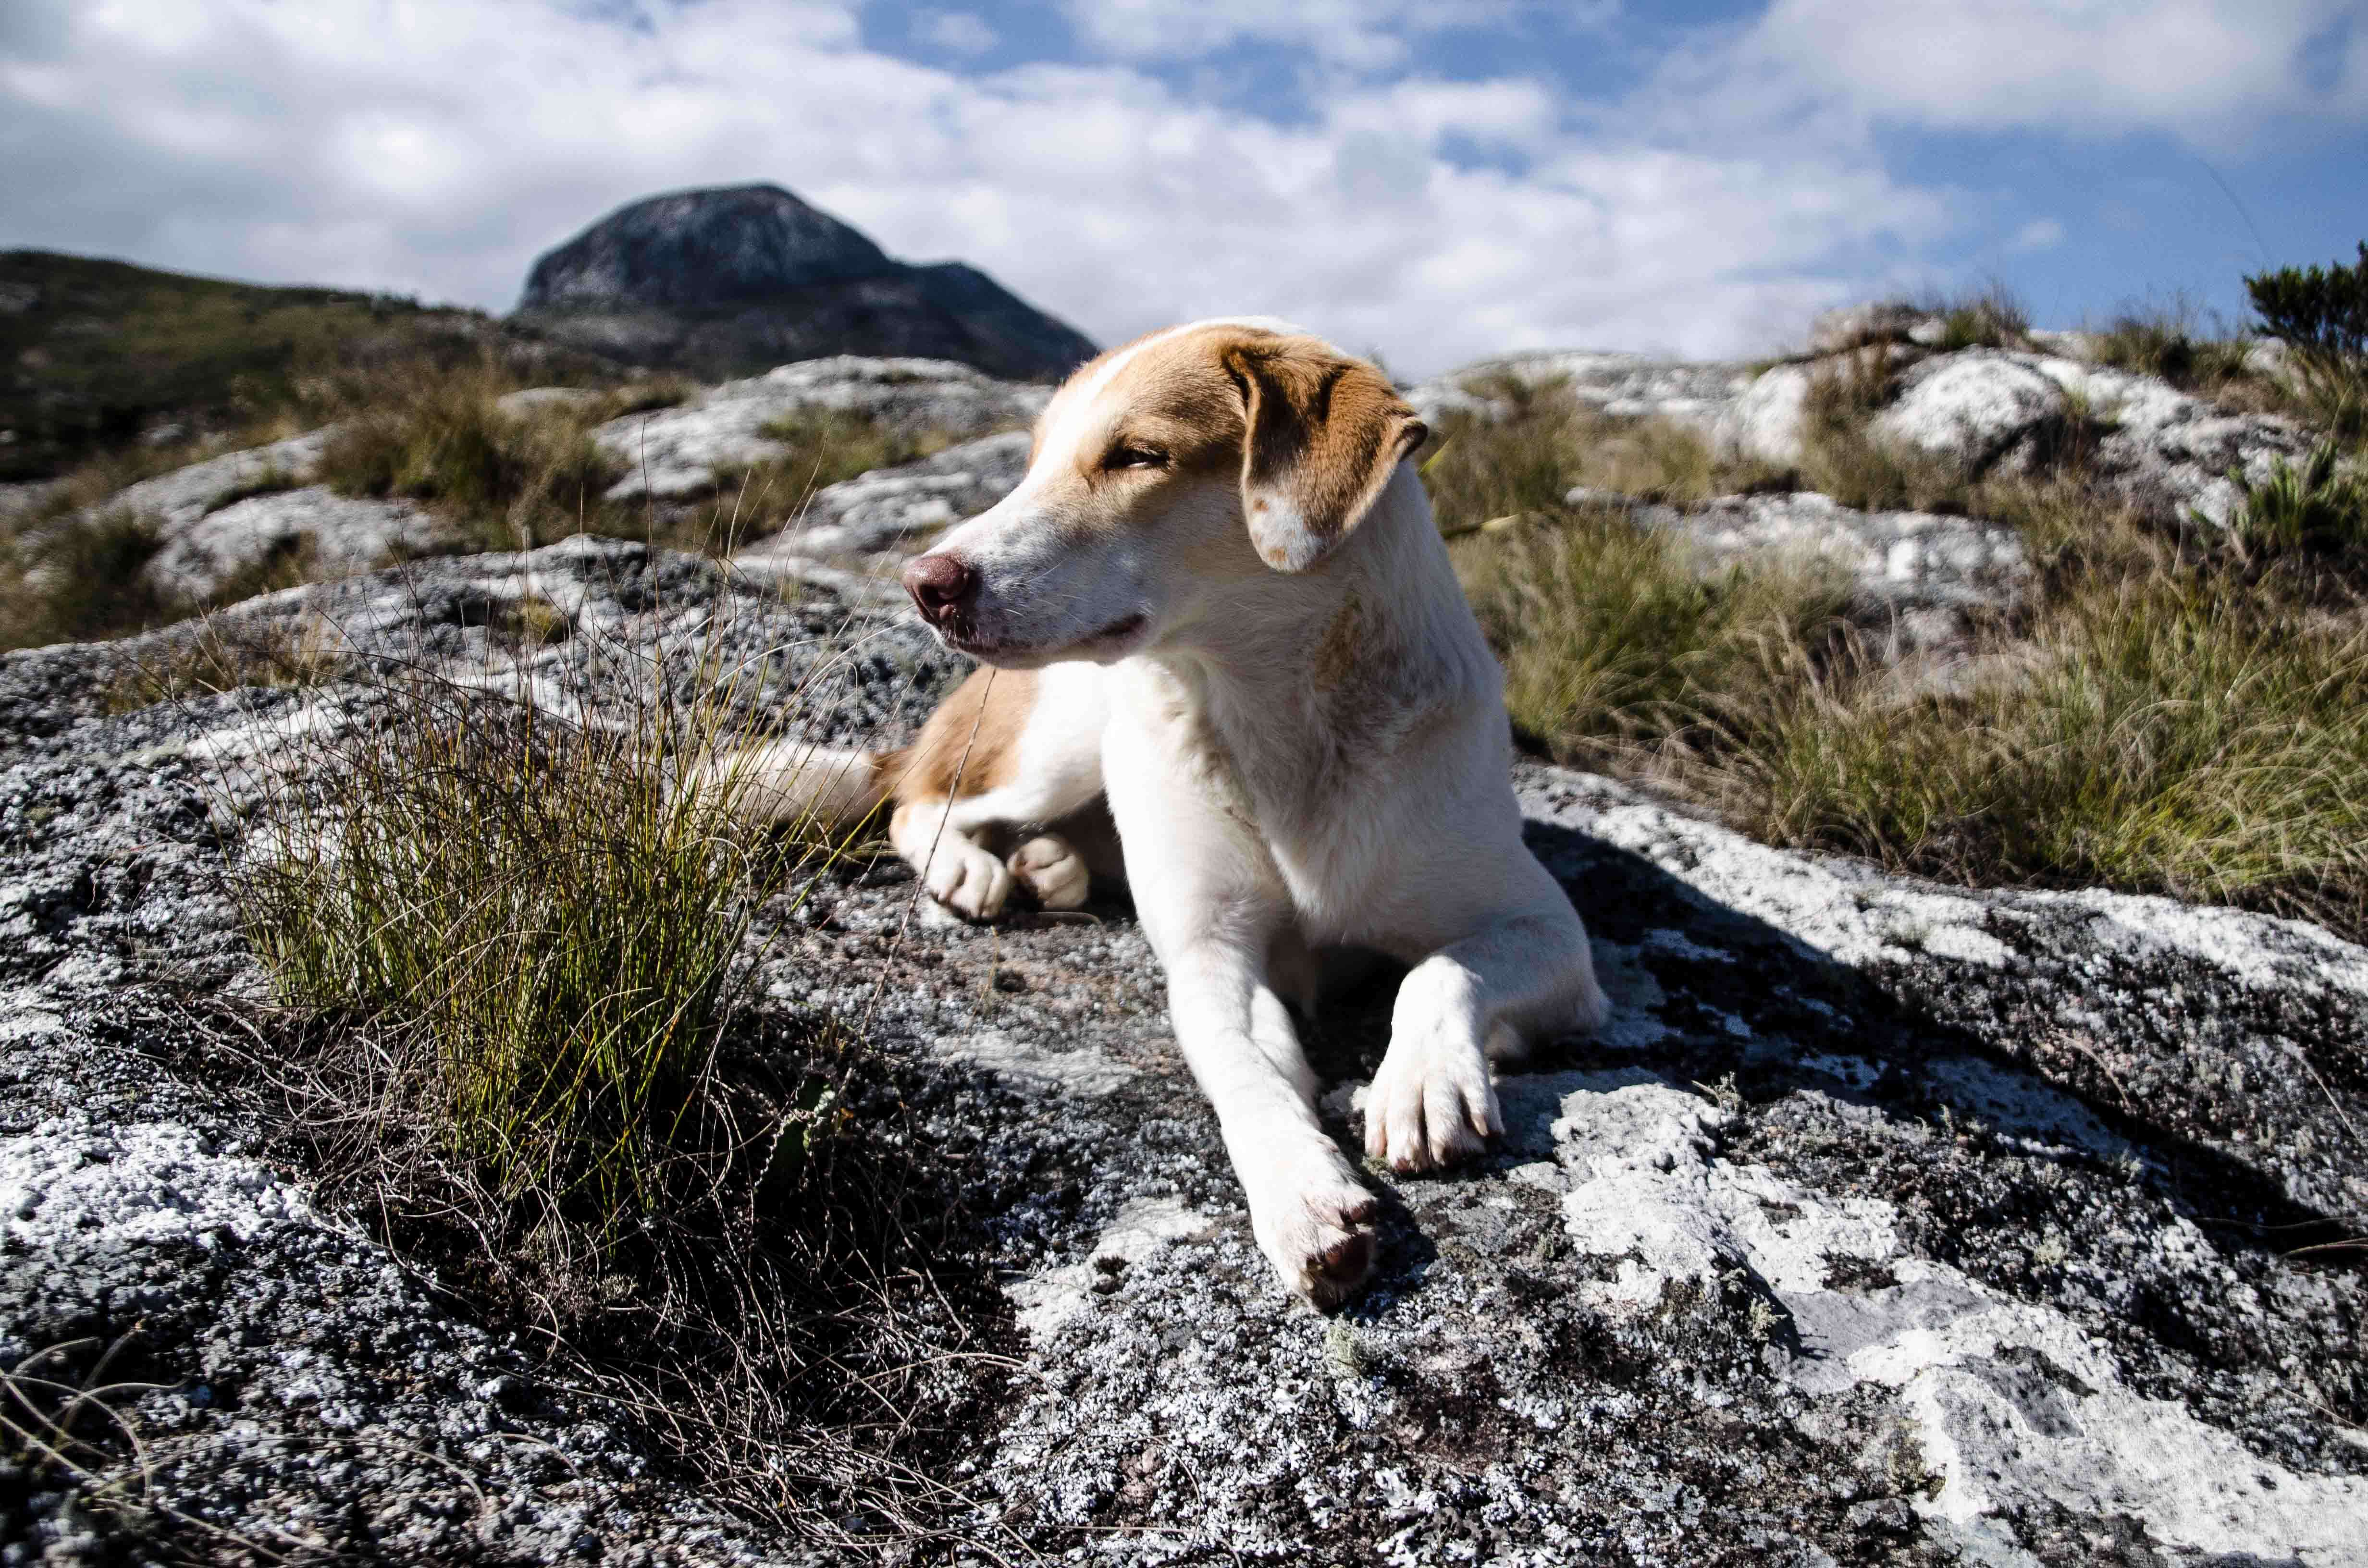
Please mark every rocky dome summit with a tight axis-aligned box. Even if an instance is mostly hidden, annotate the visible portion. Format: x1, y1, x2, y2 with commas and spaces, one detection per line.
519, 184, 893, 310
513, 182, 1096, 382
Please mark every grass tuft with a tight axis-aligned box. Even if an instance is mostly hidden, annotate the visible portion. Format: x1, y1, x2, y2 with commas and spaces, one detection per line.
1419, 373, 1755, 538
101, 611, 345, 714
1426, 357, 2368, 943
1929, 282, 2032, 352
235, 684, 793, 1211
1789, 350, 1975, 513
2092, 302, 2254, 390
0, 509, 173, 650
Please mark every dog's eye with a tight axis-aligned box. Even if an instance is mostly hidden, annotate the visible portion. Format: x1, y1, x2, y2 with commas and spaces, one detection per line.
1104, 443, 1166, 471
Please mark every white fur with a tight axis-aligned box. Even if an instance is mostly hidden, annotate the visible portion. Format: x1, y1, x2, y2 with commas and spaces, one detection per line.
897, 322, 1607, 1304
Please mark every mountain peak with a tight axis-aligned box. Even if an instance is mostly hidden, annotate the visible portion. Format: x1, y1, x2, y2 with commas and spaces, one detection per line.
514, 183, 1094, 381
519, 184, 893, 312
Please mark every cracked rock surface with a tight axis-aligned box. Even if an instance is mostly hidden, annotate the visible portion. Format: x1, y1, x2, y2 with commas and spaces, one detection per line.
2, 539, 2362, 1564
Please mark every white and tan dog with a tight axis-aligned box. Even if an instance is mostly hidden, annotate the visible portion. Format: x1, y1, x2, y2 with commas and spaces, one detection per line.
719, 318, 1606, 1304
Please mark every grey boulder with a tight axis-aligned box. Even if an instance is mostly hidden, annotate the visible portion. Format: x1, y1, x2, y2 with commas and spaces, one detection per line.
596, 356, 1047, 504
734, 429, 1031, 564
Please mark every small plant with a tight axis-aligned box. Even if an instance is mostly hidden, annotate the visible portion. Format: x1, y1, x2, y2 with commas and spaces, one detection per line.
2220, 441, 2368, 558
100, 611, 345, 713
2092, 301, 2254, 390
2246, 242, 2368, 362
1930, 283, 2031, 352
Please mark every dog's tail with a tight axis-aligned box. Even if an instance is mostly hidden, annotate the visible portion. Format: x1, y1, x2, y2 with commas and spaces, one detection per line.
681, 739, 904, 835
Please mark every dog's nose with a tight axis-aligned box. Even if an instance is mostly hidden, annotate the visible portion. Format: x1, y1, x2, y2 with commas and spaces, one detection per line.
902, 552, 977, 623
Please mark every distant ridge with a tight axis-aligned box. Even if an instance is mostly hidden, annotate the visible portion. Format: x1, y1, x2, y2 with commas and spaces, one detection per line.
514, 183, 1096, 382
0, 250, 610, 484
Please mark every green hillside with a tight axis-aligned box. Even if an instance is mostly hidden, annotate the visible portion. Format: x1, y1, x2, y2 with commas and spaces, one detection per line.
0, 251, 614, 482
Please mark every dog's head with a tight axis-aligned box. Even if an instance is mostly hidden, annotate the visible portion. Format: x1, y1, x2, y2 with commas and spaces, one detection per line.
901, 320, 1427, 667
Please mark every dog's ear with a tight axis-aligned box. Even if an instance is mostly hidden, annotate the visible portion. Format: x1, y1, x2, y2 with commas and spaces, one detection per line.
1223, 339, 1427, 573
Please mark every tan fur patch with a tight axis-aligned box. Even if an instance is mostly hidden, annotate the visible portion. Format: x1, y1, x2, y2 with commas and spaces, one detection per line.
888, 666, 1038, 804
1313, 591, 1364, 692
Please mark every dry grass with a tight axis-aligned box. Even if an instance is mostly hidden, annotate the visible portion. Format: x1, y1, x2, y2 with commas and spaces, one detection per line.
99, 610, 347, 714
318, 357, 623, 552
1453, 507, 1850, 765
1705, 572, 2368, 932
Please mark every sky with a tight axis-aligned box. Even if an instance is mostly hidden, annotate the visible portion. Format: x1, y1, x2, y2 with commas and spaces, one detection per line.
2, 0, 2364, 377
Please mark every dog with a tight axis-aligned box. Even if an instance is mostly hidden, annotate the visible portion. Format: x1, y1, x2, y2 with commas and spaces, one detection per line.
711, 318, 1607, 1304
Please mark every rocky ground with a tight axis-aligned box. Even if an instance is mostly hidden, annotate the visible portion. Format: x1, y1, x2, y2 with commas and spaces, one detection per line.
4, 327, 2364, 1564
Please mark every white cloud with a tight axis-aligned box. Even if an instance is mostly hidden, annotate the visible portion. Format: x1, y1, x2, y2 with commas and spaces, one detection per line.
2011, 217, 2066, 252
912, 10, 997, 56
1055, 0, 1585, 73
1725, 0, 2368, 152
0, 0, 1951, 374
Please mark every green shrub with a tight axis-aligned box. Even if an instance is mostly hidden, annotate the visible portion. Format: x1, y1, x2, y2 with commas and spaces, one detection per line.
2246, 242, 2368, 362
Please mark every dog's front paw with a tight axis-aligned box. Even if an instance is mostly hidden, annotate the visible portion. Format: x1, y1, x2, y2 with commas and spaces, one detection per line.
923, 840, 1014, 920
1243, 1136, 1381, 1308
1364, 1036, 1501, 1173
1007, 833, 1090, 910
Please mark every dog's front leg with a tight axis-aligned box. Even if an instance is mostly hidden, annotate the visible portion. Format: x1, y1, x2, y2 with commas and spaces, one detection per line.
1105, 696, 1378, 1305
1367, 896, 1608, 1172
1162, 935, 1381, 1306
